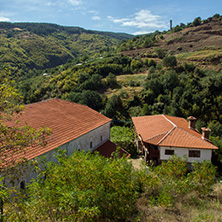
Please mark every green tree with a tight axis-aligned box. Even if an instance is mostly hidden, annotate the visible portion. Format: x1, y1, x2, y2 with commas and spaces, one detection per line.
162, 56, 177, 68
155, 48, 166, 59
0, 70, 51, 220
103, 95, 124, 119
6, 151, 138, 221
80, 90, 103, 111
106, 72, 118, 89
193, 17, 202, 26
111, 126, 137, 157
130, 59, 143, 71
0, 70, 51, 170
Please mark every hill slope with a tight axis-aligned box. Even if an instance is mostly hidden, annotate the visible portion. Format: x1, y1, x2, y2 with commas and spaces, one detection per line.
119, 17, 222, 71
0, 22, 132, 72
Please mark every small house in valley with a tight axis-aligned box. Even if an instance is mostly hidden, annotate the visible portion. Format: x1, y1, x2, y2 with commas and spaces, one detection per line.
4, 98, 128, 187
132, 114, 218, 165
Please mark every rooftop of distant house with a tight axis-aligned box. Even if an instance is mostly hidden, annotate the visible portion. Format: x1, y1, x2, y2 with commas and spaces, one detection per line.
132, 114, 218, 150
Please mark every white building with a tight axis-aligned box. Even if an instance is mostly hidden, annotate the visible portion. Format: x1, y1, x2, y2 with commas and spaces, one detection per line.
132, 115, 218, 165
4, 98, 128, 188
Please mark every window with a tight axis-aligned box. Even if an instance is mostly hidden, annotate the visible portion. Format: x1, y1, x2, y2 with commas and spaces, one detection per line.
20, 180, 25, 190
100, 135, 103, 141
77, 144, 81, 151
90, 137, 93, 149
165, 149, 174, 155
189, 150, 200, 158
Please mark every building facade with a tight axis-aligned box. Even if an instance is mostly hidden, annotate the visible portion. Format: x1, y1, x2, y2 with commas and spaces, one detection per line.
132, 114, 218, 165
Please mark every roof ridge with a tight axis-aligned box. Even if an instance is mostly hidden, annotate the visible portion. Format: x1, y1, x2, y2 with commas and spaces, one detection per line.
144, 131, 169, 142
171, 127, 217, 149
157, 127, 176, 145
162, 114, 177, 128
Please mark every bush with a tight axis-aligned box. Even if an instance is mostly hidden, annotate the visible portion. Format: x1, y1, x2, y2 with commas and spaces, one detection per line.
111, 126, 137, 157
6, 151, 138, 221
148, 156, 217, 206
162, 56, 177, 68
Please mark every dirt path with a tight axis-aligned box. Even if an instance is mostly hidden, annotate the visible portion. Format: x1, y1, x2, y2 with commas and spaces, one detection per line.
128, 156, 145, 170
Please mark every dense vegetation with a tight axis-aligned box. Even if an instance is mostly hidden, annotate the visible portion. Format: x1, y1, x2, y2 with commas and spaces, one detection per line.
3, 152, 221, 221
0, 22, 132, 75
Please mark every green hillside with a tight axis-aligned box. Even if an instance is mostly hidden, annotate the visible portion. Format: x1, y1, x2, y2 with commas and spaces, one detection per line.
118, 14, 222, 71
0, 22, 132, 74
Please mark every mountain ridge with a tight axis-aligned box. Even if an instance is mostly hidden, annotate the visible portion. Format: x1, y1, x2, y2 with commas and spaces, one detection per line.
0, 22, 133, 73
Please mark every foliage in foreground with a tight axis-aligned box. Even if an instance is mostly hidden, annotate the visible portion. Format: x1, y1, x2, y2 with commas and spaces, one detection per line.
138, 156, 218, 207
5, 151, 137, 221
0, 70, 51, 174
4, 154, 219, 221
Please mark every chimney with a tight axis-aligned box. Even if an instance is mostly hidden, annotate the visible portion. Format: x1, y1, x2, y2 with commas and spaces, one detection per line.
201, 127, 211, 140
170, 20, 172, 31
188, 116, 197, 129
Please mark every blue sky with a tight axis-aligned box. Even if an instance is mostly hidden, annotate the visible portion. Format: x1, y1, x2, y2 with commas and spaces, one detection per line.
0, 0, 221, 35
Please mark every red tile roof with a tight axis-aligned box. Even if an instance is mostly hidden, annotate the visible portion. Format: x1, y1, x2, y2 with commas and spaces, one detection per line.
93, 140, 131, 158
5, 98, 111, 163
132, 114, 218, 150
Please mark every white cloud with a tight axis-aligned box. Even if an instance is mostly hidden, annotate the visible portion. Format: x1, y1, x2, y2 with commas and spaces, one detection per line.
108, 9, 167, 30
133, 30, 152, 35
67, 0, 82, 6
91, 15, 101, 21
0, 16, 10, 22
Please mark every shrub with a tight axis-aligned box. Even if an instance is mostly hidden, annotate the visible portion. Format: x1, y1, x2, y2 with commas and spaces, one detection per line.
6, 152, 138, 221
162, 56, 177, 68
149, 156, 217, 206
111, 126, 137, 157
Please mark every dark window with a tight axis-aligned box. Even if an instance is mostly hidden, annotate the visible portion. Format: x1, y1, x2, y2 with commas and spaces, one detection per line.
20, 180, 25, 190
100, 135, 103, 141
189, 150, 200, 158
165, 149, 174, 155
90, 141, 92, 148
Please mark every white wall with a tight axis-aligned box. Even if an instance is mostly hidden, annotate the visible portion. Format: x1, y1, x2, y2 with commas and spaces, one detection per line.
4, 122, 111, 187
65, 122, 111, 155
159, 146, 212, 162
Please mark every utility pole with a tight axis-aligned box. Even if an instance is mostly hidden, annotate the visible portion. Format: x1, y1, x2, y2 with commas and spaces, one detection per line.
170, 20, 172, 31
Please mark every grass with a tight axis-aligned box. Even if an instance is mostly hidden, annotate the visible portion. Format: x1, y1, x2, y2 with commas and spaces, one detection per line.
117, 73, 147, 84
137, 183, 222, 222
104, 73, 146, 99
177, 49, 222, 61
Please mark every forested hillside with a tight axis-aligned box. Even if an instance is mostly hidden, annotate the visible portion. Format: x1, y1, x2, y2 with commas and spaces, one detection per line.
0, 22, 132, 75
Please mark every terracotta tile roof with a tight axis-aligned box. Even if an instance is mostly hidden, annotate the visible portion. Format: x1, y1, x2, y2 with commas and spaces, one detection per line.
5, 98, 111, 163
93, 140, 131, 158
132, 114, 218, 150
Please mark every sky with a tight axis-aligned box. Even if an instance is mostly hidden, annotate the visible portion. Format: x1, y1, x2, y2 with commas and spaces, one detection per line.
0, 0, 221, 35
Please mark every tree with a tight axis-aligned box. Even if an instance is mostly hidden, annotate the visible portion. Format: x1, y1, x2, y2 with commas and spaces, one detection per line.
5, 151, 138, 221
1, 73, 51, 160
103, 95, 123, 119
193, 17, 202, 26
110, 126, 137, 157
162, 56, 177, 68
80, 90, 103, 111
106, 72, 118, 89
0, 70, 51, 219
155, 48, 166, 59
1, 71, 49, 168
130, 59, 143, 71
